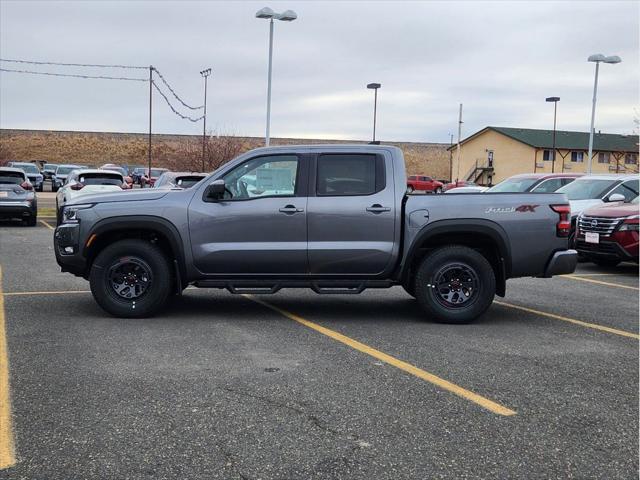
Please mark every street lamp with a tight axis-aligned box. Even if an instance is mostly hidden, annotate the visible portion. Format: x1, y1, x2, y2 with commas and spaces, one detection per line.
367, 83, 381, 144
586, 53, 621, 174
200, 68, 212, 172
256, 7, 297, 146
545, 96, 560, 173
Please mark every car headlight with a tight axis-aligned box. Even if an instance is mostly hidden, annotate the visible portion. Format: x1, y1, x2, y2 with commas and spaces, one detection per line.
62, 204, 93, 224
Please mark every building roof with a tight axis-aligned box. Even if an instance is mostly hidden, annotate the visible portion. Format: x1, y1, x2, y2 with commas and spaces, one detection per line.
450, 126, 639, 153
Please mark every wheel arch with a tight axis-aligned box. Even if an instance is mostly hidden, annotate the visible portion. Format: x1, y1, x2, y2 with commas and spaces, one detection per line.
400, 219, 511, 297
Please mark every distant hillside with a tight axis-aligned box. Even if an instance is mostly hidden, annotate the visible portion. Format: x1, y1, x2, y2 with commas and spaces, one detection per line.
0, 129, 451, 179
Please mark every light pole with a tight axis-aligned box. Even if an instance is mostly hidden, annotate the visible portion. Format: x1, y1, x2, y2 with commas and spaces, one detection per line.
366, 83, 381, 144
545, 96, 560, 173
200, 68, 212, 172
256, 7, 297, 146
587, 53, 621, 174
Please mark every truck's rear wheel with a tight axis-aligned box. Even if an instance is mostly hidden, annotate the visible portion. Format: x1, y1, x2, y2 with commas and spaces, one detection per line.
414, 245, 495, 324
89, 239, 172, 318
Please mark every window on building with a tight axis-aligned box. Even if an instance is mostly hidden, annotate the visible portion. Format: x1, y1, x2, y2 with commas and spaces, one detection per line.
543, 150, 553, 161
598, 152, 611, 164
625, 153, 638, 165
571, 151, 584, 163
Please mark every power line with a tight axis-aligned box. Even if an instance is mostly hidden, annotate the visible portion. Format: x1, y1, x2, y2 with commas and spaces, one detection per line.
153, 68, 204, 110
0, 58, 147, 69
0, 67, 148, 81
152, 81, 204, 122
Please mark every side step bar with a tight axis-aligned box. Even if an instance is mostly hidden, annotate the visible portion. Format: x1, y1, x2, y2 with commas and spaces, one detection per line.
192, 279, 395, 295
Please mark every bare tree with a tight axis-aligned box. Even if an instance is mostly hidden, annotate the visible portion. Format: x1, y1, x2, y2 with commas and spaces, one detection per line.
0, 143, 13, 166
171, 134, 246, 172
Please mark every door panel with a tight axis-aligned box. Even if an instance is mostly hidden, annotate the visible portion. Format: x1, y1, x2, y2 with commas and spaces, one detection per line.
189, 154, 308, 275
307, 153, 396, 275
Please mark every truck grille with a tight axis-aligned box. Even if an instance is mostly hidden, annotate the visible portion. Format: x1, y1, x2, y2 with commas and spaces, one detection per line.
578, 215, 623, 236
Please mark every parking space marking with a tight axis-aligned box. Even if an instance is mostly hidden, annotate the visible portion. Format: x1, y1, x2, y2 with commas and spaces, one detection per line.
38, 220, 54, 231
0, 267, 16, 469
246, 295, 516, 416
560, 275, 638, 291
3, 290, 90, 297
495, 301, 639, 340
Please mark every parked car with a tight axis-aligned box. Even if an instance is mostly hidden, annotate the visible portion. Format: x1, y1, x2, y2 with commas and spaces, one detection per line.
154, 171, 207, 189
486, 173, 582, 193
140, 168, 169, 188
443, 180, 477, 191
444, 186, 488, 194
0, 167, 37, 226
407, 175, 443, 193
55, 169, 129, 224
7, 161, 44, 192
575, 197, 639, 267
100, 164, 133, 187
54, 145, 576, 322
42, 163, 59, 180
51, 164, 83, 192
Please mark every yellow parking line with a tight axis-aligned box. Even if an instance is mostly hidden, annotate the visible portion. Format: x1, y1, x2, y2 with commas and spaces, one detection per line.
246, 295, 516, 416
38, 220, 54, 231
3, 290, 90, 297
495, 301, 639, 340
561, 274, 638, 291
0, 267, 16, 469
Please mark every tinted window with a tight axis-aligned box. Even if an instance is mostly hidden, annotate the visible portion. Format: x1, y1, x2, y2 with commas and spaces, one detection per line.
608, 180, 639, 202
222, 155, 298, 200
79, 173, 123, 186
0, 171, 25, 184
317, 154, 380, 196
531, 178, 564, 193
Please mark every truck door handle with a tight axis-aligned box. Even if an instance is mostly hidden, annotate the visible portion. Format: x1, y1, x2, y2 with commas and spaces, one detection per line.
279, 205, 304, 214
366, 204, 391, 214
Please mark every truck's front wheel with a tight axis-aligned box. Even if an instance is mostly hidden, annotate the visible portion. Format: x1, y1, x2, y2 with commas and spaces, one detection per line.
89, 239, 172, 318
414, 245, 495, 324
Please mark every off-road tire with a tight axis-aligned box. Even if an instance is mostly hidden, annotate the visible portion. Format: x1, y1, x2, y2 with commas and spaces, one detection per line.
414, 245, 495, 324
89, 239, 172, 318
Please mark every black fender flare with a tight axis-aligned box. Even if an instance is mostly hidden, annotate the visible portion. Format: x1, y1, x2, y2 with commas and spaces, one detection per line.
400, 219, 511, 293
84, 215, 187, 284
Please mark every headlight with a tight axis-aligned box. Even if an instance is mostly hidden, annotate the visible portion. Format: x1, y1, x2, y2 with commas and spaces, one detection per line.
619, 222, 639, 232
62, 204, 93, 224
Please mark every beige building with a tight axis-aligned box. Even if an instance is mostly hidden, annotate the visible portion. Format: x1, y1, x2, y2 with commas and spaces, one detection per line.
449, 126, 639, 185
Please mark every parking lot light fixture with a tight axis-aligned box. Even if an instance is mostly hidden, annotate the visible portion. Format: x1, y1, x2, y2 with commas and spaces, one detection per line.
255, 6, 298, 146
587, 53, 622, 174
545, 96, 560, 173
367, 83, 381, 144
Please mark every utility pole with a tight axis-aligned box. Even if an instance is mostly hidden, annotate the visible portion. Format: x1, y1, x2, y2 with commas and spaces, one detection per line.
546, 97, 560, 173
456, 103, 463, 182
200, 68, 212, 172
148, 65, 153, 184
449, 133, 454, 182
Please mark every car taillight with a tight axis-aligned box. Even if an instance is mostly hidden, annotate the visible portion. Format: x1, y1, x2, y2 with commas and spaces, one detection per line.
20, 181, 33, 191
70, 183, 85, 190
550, 204, 571, 237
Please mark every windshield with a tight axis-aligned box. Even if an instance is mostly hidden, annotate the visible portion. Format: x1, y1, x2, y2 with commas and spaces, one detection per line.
150, 169, 166, 177
487, 177, 538, 193
0, 171, 25, 185
175, 176, 204, 188
556, 179, 617, 200
79, 173, 123, 186
13, 163, 39, 174
43, 164, 58, 171
102, 166, 127, 176
56, 166, 80, 175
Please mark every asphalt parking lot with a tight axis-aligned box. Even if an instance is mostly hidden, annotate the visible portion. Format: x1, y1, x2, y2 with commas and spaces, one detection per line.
0, 218, 638, 479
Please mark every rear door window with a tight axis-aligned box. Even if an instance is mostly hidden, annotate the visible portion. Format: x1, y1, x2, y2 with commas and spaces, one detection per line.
316, 154, 384, 196
531, 178, 564, 193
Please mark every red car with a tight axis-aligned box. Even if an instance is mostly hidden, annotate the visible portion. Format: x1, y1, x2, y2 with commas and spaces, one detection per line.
443, 180, 476, 192
575, 197, 639, 267
407, 175, 443, 193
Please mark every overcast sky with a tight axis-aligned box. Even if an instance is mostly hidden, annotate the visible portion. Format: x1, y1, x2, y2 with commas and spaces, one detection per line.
0, 1, 638, 143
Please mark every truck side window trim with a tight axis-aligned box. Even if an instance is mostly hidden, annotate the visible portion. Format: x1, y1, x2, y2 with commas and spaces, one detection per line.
203, 154, 306, 203
315, 153, 386, 197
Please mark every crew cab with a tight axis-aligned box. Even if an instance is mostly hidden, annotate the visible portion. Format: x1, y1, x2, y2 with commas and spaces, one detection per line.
54, 145, 577, 323
407, 175, 443, 193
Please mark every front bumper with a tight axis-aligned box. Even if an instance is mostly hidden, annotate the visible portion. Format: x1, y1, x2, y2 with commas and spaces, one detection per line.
542, 249, 578, 277
54, 223, 86, 276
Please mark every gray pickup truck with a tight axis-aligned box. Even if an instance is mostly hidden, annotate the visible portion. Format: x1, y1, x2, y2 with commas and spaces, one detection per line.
54, 145, 577, 323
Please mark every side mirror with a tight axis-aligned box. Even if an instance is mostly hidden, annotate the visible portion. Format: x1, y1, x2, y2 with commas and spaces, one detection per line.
206, 179, 226, 199
607, 193, 625, 202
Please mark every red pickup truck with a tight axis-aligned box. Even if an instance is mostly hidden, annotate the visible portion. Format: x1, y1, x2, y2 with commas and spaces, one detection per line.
407, 175, 443, 193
